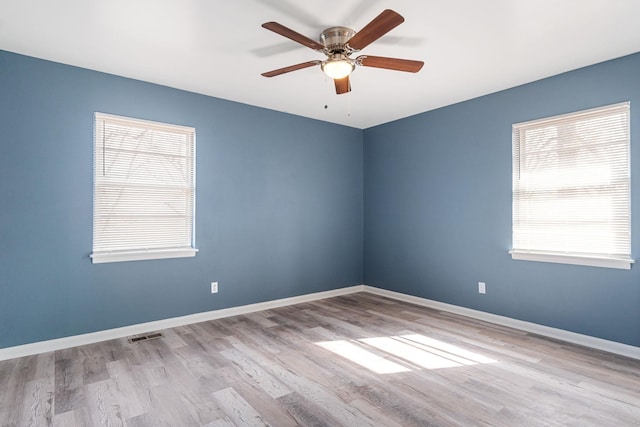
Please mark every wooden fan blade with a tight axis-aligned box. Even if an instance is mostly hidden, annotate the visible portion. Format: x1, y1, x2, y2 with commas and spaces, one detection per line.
347, 9, 404, 51
262, 22, 325, 51
357, 55, 424, 72
334, 76, 351, 94
261, 61, 320, 77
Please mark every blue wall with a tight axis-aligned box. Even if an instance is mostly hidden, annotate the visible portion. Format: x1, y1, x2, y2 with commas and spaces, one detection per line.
0, 50, 364, 348
3, 49, 640, 350
364, 52, 640, 347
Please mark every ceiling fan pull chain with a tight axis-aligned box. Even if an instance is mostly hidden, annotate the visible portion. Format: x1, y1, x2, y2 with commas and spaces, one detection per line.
324, 75, 330, 110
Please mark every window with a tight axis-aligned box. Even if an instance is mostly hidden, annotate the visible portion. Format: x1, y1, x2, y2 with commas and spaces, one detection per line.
511, 102, 632, 269
91, 113, 197, 263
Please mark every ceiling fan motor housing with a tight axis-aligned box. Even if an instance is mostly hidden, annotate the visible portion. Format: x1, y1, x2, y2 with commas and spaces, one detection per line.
320, 26, 356, 54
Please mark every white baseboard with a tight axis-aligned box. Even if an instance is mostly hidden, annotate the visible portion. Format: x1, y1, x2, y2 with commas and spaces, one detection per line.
3, 284, 639, 362
363, 286, 640, 360
0, 285, 365, 361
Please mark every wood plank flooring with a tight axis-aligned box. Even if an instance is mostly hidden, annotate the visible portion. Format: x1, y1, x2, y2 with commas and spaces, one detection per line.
1, 292, 639, 426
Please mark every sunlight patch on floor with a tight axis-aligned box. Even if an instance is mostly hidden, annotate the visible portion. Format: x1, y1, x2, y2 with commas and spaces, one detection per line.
315, 340, 411, 374
316, 334, 497, 374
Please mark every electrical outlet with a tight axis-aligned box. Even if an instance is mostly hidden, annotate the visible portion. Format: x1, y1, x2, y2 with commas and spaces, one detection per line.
211, 281, 218, 294
478, 282, 486, 294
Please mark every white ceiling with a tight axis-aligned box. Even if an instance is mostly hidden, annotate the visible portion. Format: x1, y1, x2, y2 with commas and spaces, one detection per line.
1, 0, 640, 129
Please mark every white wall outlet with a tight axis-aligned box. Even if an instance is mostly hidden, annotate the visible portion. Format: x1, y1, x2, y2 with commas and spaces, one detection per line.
478, 282, 486, 294
211, 281, 218, 294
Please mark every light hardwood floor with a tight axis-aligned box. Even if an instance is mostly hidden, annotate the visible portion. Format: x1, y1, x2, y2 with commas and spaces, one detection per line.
1, 292, 639, 426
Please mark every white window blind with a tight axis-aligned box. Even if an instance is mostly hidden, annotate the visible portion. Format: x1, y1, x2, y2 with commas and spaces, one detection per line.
511, 102, 632, 269
91, 113, 197, 263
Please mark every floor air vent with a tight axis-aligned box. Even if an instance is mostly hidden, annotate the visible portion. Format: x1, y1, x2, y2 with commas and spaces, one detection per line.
128, 332, 163, 343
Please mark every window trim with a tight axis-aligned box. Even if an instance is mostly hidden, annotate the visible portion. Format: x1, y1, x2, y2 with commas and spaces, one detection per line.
511, 102, 633, 270
90, 247, 198, 264
509, 250, 633, 270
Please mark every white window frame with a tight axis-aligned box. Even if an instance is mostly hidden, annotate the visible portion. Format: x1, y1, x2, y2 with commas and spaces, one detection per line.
510, 102, 633, 270
91, 113, 197, 263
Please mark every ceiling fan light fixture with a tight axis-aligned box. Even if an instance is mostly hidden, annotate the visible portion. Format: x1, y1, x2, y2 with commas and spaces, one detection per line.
321, 55, 355, 79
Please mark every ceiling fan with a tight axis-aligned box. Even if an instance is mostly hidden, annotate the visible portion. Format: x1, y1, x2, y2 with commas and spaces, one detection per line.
260, 9, 424, 94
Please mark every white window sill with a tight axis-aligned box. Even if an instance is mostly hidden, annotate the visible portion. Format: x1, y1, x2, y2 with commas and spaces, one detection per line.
510, 250, 633, 270
91, 248, 198, 264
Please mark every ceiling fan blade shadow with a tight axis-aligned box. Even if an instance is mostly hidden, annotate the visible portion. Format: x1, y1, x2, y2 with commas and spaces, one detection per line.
357, 55, 424, 72
251, 42, 304, 58
372, 36, 424, 47
253, 0, 319, 28
262, 22, 325, 51
347, 9, 404, 51
334, 76, 351, 94
261, 60, 320, 77
341, 0, 383, 27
